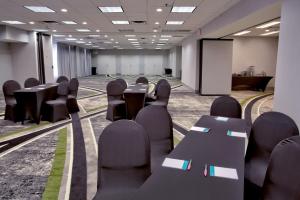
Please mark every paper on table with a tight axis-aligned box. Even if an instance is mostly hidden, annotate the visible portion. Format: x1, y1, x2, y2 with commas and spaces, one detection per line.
210, 165, 238, 180
215, 116, 229, 122
190, 126, 210, 133
227, 130, 247, 138
125, 89, 133, 91
162, 158, 189, 171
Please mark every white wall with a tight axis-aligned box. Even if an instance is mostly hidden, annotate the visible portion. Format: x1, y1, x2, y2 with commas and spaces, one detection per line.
181, 34, 199, 91
232, 37, 278, 87
92, 49, 169, 75
0, 42, 13, 85
274, 0, 300, 129
169, 46, 182, 78
42, 35, 55, 83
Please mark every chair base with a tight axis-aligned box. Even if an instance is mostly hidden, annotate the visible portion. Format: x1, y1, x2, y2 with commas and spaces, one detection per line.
106, 101, 126, 121
43, 101, 69, 123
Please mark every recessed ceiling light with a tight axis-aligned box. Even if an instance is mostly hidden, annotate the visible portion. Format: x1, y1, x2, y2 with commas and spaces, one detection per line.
89, 35, 100, 37
110, 38, 114, 41
34, 29, 48, 32
256, 21, 280, 29
115, 42, 119, 44
159, 38, 169, 41
88, 41, 92, 44
53, 34, 65, 37
62, 21, 77, 25
156, 48, 161, 49
128, 38, 138, 41
166, 21, 184, 25
104, 35, 108, 38
66, 38, 77, 41
29, 21, 35, 25
76, 41, 85, 44
61, 8, 68, 12
68, 35, 72, 37
152, 42, 155, 44
161, 35, 172, 38
171, 6, 196, 13
131, 41, 139, 43
157, 43, 165, 46
98, 6, 123, 13
1, 20, 25, 25
155, 22, 160, 25
79, 38, 83, 40
85, 44, 92, 46
96, 29, 100, 32
113, 46, 120, 48
260, 31, 279, 36
125, 35, 136, 37
152, 35, 157, 38
82, 21, 87, 25
76, 29, 91, 32
52, 30, 57, 32
265, 29, 270, 32
153, 29, 158, 32
112, 21, 129, 25
24, 6, 55, 13
234, 30, 251, 36
132, 44, 140, 46
156, 8, 163, 12
104, 41, 112, 44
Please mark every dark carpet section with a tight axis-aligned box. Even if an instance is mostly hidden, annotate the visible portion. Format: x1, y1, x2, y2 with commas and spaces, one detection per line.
173, 122, 189, 135
244, 93, 273, 124
69, 113, 87, 200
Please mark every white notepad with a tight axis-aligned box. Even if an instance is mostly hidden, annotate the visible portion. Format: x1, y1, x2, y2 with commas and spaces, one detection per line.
227, 130, 247, 138
210, 166, 238, 180
125, 89, 133, 91
162, 158, 189, 171
190, 126, 210, 133
24, 88, 31, 90
215, 117, 229, 122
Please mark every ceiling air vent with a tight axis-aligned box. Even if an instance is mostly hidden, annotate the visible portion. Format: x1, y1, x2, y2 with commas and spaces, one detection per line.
41, 20, 59, 24
162, 29, 191, 33
131, 20, 147, 24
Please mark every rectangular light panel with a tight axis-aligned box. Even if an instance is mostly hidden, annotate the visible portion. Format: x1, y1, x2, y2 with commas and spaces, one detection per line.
171, 6, 196, 13
24, 6, 55, 13
99, 7, 123, 13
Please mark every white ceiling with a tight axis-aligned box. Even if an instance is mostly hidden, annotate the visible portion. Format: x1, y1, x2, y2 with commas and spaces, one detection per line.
0, 0, 241, 49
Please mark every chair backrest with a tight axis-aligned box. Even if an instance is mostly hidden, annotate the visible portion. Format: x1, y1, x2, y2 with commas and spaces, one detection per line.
56, 76, 69, 83
106, 81, 124, 101
136, 77, 149, 84
115, 78, 127, 91
57, 82, 69, 100
262, 136, 300, 200
154, 79, 168, 96
136, 105, 173, 146
2, 80, 21, 104
69, 78, 79, 97
156, 80, 171, 104
210, 96, 242, 118
98, 120, 151, 190
24, 77, 40, 88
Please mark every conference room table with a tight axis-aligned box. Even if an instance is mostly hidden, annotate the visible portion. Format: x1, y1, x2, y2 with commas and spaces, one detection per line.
95, 115, 251, 200
14, 83, 59, 124
123, 83, 148, 119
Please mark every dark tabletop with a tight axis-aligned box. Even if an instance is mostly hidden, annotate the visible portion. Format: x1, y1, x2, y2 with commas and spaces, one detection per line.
95, 115, 250, 200
14, 83, 59, 93
123, 83, 148, 94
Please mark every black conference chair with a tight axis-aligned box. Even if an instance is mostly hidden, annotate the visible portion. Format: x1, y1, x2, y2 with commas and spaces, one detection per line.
115, 78, 127, 91
146, 80, 171, 107
106, 81, 126, 121
136, 77, 149, 84
244, 112, 299, 199
96, 120, 151, 196
42, 82, 69, 122
136, 105, 173, 171
147, 79, 167, 101
56, 75, 69, 83
210, 96, 242, 118
67, 78, 80, 113
2, 80, 21, 122
24, 77, 40, 88
261, 136, 300, 200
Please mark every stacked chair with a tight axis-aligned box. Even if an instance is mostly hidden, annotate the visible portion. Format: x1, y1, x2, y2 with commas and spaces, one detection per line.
136, 77, 149, 84
24, 77, 39, 88
56, 75, 69, 83
42, 82, 70, 122
67, 78, 80, 113
2, 80, 21, 122
95, 120, 151, 198
244, 111, 299, 199
210, 96, 242, 118
106, 80, 126, 121
136, 105, 173, 171
146, 79, 171, 107
261, 136, 300, 200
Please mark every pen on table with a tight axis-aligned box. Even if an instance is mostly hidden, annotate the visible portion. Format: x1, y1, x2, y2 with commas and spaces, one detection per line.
187, 159, 192, 171
204, 164, 208, 177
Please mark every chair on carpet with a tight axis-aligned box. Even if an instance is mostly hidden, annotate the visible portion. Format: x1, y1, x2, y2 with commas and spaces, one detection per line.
2, 80, 21, 122
24, 77, 40, 88
106, 80, 126, 121
115, 78, 127, 91
261, 136, 300, 200
56, 75, 69, 83
136, 105, 173, 171
42, 82, 69, 122
96, 120, 151, 194
146, 80, 171, 107
244, 111, 299, 199
67, 78, 80, 113
210, 96, 242, 118
146, 79, 167, 102
136, 77, 149, 84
